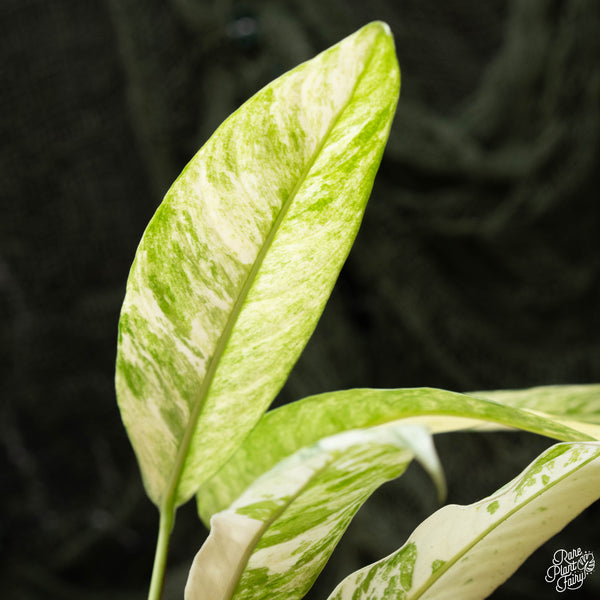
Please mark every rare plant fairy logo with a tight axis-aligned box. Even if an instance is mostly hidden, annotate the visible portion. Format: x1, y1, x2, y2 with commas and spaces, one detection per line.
545, 548, 595, 592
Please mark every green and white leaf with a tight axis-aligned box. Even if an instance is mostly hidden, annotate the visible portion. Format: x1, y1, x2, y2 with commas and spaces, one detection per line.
474, 384, 600, 438
185, 423, 442, 600
196, 387, 594, 523
328, 441, 600, 600
115, 22, 400, 507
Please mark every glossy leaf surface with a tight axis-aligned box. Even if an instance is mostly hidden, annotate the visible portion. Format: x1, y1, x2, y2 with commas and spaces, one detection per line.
328, 441, 600, 600
115, 22, 400, 506
185, 424, 442, 600
197, 387, 593, 523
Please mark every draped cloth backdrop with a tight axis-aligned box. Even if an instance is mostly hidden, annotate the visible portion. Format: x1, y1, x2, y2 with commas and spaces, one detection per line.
1, 1, 599, 598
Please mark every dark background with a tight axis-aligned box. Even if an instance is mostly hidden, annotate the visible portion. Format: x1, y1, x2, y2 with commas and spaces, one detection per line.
2, 1, 599, 598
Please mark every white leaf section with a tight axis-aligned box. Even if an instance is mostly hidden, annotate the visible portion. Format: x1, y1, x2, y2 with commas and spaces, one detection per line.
328, 442, 600, 600
184, 513, 263, 600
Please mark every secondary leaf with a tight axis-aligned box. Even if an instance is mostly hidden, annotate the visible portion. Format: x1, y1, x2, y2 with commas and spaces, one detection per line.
474, 384, 600, 438
185, 423, 443, 600
115, 22, 400, 507
196, 387, 593, 523
327, 441, 600, 600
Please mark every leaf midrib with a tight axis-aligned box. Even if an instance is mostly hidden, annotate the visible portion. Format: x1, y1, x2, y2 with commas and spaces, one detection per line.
226, 456, 335, 600
161, 39, 379, 513
409, 445, 600, 599
227, 439, 414, 600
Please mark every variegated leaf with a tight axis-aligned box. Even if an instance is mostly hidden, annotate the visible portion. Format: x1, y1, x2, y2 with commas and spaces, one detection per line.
328, 441, 600, 600
474, 384, 600, 438
115, 22, 400, 507
185, 424, 443, 600
196, 387, 594, 523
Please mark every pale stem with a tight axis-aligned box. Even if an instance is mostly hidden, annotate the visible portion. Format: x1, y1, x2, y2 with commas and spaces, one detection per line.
147, 506, 175, 600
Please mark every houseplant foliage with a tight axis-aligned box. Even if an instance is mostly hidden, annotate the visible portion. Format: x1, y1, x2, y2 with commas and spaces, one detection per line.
115, 22, 600, 600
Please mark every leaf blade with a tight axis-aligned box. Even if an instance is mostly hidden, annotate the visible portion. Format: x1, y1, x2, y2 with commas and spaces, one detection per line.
327, 441, 600, 600
474, 384, 600, 434
184, 423, 442, 600
196, 387, 594, 523
115, 22, 400, 507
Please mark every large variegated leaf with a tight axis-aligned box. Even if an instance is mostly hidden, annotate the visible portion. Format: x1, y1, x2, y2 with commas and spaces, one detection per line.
196, 387, 594, 523
185, 424, 443, 600
115, 22, 400, 507
327, 441, 600, 600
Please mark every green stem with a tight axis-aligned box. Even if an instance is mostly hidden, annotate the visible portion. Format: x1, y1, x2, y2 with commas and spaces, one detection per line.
147, 506, 175, 600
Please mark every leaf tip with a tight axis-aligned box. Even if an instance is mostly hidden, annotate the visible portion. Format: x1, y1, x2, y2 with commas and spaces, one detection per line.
359, 20, 393, 37
371, 20, 393, 37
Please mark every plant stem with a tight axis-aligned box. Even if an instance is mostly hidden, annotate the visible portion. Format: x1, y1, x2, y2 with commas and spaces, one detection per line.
147, 506, 175, 600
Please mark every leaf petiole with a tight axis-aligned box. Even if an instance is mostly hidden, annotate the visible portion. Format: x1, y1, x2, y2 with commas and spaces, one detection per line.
147, 506, 175, 600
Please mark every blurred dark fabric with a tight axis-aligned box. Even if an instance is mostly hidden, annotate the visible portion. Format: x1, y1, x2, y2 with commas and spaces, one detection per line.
1, 1, 599, 598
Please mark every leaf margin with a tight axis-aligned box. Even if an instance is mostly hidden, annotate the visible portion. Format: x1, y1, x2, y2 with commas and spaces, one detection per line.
115, 21, 401, 508
327, 440, 600, 600
196, 386, 596, 523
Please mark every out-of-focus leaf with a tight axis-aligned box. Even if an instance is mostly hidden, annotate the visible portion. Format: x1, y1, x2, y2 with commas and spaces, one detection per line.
114, 22, 400, 507
185, 424, 442, 600
197, 387, 593, 523
327, 441, 600, 600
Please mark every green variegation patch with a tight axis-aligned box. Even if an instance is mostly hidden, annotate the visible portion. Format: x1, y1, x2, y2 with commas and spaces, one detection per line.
196, 387, 594, 523
327, 442, 600, 600
115, 21, 400, 509
185, 424, 443, 600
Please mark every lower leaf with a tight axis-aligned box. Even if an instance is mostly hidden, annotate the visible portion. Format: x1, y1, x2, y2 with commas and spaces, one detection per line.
327, 441, 600, 600
185, 423, 442, 600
